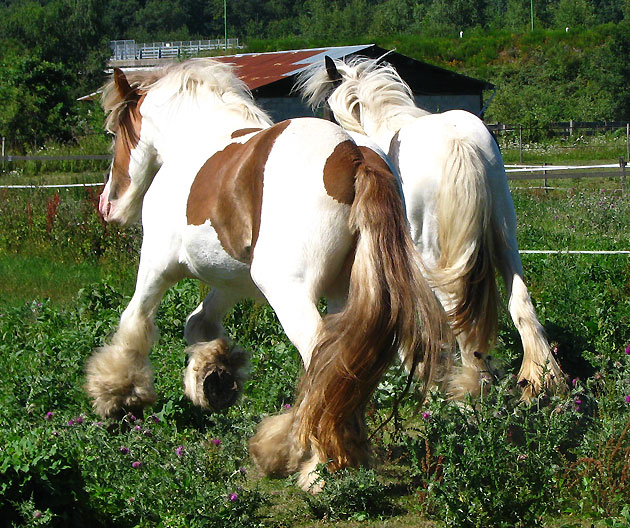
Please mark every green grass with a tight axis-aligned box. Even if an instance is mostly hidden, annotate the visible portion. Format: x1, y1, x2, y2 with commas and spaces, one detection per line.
1, 170, 630, 527
0, 251, 137, 307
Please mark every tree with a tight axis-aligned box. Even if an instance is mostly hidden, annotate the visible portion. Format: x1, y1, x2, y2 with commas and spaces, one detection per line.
0, 50, 76, 147
0, 0, 110, 146
552, 0, 596, 28
593, 21, 630, 119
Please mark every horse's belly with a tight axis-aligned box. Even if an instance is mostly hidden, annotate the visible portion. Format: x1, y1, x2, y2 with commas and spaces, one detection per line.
181, 224, 257, 293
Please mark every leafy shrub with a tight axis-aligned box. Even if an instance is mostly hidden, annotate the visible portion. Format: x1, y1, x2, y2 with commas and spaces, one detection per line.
306, 465, 393, 522
413, 379, 587, 528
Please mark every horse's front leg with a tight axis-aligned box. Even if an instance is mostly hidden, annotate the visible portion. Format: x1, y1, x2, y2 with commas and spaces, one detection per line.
85, 262, 177, 419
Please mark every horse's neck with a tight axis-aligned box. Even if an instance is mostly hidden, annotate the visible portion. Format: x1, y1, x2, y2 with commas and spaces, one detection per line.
149, 99, 270, 164
363, 108, 428, 149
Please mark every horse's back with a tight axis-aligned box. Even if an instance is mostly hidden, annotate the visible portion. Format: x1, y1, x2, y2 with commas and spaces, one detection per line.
177, 118, 365, 297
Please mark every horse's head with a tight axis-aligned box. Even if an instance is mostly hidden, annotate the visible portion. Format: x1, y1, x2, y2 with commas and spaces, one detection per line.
99, 68, 161, 225
298, 56, 426, 142
296, 56, 366, 135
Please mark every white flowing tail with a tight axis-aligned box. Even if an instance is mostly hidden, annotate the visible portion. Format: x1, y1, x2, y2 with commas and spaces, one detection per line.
431, 137, 500, 357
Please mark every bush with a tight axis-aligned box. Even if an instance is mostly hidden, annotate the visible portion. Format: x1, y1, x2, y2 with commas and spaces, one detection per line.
412, 381, 586, 527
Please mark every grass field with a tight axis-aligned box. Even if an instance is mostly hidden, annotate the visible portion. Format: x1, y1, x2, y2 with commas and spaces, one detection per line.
1, 168, 629, 527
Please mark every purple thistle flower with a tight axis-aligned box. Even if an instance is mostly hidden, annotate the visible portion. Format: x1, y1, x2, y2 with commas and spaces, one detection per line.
284, 403, 291, 410
120, 446, 130, 455
625, 344, 630, 355
212, 438, 221, 446
422, 411, 431, 421
143, 429, 152, 437
135, 425, 142, 431
75, 416, 83, 424
175, 446, 185, 457
625, 395, 630, 403
44, 411, 53, 420
33, 511, 42, 519
67, 419, 75, 426
150, 415, 160, 423
239, 467, 247, 475
228, 492, 238, 501
572, 378, 579, 387
131, 461, 142, 469
128, 414, 137, 422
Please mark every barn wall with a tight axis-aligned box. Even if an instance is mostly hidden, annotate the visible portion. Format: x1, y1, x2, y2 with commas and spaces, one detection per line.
257, 98, 317, 122
415, 95, 481, 115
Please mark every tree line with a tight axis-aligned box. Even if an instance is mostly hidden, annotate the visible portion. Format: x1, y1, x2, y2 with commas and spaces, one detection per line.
1, 0, 629, 147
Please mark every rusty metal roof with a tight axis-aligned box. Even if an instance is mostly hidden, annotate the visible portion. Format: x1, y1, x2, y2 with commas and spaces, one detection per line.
212, 45, 374, 90
93, 44, 493, 102
210, 44, 493, 97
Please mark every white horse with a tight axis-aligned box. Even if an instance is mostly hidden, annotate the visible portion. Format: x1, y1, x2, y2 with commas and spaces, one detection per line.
86, 58, 449, 490
297, 56, 564, 398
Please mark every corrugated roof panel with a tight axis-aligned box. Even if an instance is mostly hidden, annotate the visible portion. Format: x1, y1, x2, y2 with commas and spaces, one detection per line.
213, 45, 373, 90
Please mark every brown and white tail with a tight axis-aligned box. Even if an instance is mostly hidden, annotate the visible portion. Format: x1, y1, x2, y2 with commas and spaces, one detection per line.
294, 154, 450, 482
430, 137, 500, 358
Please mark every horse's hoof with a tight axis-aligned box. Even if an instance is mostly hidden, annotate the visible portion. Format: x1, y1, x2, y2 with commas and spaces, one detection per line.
203, 367, 239, 411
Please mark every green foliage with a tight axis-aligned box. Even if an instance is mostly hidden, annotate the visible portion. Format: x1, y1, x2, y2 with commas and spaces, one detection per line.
306, 465, 393, 521
416, 382, 586, 527
1, 166, 630, 526
0, 51, 76, 146
0, 186, 140, 262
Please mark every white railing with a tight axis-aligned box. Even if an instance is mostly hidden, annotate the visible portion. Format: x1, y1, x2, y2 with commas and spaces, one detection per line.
110, 39, 241, 61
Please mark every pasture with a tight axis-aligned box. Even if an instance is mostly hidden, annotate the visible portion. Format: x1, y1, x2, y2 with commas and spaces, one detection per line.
1, 173, 629, 527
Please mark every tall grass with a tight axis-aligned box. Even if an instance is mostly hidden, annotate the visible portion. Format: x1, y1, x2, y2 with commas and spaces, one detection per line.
0, 175, 629, 526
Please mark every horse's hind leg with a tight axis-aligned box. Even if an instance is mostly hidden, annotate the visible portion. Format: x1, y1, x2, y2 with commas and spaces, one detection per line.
497, 220, 564, 398
85, 261, 176, 418
184, 287, 240, 344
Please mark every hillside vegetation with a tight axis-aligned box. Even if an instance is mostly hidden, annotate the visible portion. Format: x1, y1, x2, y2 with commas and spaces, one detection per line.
0, 0, 629, 148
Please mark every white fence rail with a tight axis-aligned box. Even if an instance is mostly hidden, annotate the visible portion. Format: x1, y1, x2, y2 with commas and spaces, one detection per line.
1, 157, 628, 191
110, 39, 241, 61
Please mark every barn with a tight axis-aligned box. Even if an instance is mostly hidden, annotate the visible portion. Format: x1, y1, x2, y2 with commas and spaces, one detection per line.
106, 43, 495, 120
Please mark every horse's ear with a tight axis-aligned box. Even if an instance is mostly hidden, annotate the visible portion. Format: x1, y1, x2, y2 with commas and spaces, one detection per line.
325, 56, 342, 83
113, 68, 134, 100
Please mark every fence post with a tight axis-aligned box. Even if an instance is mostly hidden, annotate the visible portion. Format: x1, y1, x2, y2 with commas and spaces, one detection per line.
569, 119, 574, 137
626, 123, 629, 161
543, 162, 548, 193
620, 157, 627, 197
519, 124, 523, 164
1, 137, 5, 172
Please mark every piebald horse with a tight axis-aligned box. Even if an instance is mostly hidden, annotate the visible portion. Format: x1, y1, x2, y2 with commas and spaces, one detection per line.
297, 56, 564, 398
86, 58, 449, 490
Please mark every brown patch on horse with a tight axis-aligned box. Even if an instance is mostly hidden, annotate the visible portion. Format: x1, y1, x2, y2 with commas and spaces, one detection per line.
322, 140, 363, 205
231, 128, 263, 139
186, 120, 291, 263
358, 146, 391, 174
110, 93, 146, 200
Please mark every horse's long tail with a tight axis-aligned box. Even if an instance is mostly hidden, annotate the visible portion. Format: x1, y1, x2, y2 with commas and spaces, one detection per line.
431, 137, 499, 355
295, 149, 450, 473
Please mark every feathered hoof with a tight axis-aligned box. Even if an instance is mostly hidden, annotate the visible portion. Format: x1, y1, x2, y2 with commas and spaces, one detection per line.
297, 452, 326, 493
517, 359, 566, 401
446, 364, 488, 400
184, 338, 249, 411
249, 411, 302, 477
85, 344, 156, 419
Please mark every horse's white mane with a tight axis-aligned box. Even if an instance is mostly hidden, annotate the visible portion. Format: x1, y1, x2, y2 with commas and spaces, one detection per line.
102, 58, 272, 132
297, 56, 430, 135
